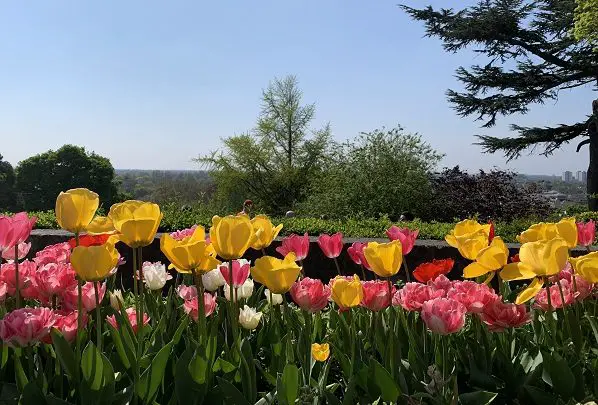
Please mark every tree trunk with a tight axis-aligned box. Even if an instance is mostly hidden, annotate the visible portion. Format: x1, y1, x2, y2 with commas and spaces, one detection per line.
587, 99, 598, 211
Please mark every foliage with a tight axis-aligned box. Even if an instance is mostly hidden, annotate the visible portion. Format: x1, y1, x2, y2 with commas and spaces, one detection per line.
0, 154, 16, 211
574, 0, 598, 43
14, 145, 121, 211
427, 166, 552, 222
198, 76, 331, 214
302, 126, 442, 220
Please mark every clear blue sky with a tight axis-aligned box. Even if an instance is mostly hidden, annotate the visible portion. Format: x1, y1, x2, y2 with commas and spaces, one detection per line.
1, 0, 594, 175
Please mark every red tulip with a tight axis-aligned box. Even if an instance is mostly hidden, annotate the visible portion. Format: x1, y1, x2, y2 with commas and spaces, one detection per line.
0, 213, 36, 253
386, 226, 418, 255
347, 242, 371, 269
277, 233, 310, 261
412, 259, 454, 283
317, 233, 343, 259
68, 233, 111, 249
576, 220, 595, 247
219, 259, 250, 288
360, 280, 394, 311
479, 300, 530, 332
290, 277, 331, 313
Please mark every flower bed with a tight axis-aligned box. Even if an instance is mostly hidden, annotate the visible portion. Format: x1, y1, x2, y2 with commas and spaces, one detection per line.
0, 190, 597, 404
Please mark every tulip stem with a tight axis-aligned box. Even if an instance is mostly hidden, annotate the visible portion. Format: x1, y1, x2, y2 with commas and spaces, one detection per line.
402, 255, 411, 282
228, 261, 239, 346
333, 258, 341, 276
132, 247, 140, 400
359, 264, 367, 281
302, 309, 312, 382
14, 245, 21, 308
94, 281, 102, 351
192, 269, 206, 345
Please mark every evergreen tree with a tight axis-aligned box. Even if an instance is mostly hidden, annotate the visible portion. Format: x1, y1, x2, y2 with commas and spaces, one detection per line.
403, 0, 598, 208
0, 154, 16, 211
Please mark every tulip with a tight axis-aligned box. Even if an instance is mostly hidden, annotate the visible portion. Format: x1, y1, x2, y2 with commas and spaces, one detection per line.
85, 216, 116, 235
347, 242, 371, 269
463, 237, 509, 280
533, 280, 575, 311
251, 253, 301, 294
576, 220, 595, 247
55, 188, 99, 234
500, 237, 569, 304
68, 233, 111, 249
219, 259, 251, 287
551, 263, 594, 301
479, 299, 530, 332
183, 293, 218, 321
264, 289, 283, 305
363, 241, 403, 278
70, 241, 120, 282
110, 289, 125, 310
290, 277, 331, 313
106, 307, 150, 334
386, 226, 419, 255
201, 268, 226, 292
0, 212, 36, 252
160, 226, 221, 274
330, 275, 363, 308
34, 242, 71, 266
0, 307, 55, 347
446, 280, 498, 313
421, 298, 466, 335
209, 215, 256, 260
392, 282, 445, 311
224, 278, 255, 301
139, 261, 172, 290
108, 200, 162, 248
34, 263, 78, 301
361, 280, 395, 311
0, 260, 35, 297
317, 233, 343, 259
570, 251, 598, 283
311, 343, 330, 362
413, 259, 454, 283
276, 233, 310, 261
445, 219, 492, 260
238, 305, 262, 330
0, 283, 7, 303
170, 225, 199, 241
250, 215, 283, 250
1, 242, 31, 261
45, 310, 85, 343
62, 281, 106, 312
427, 274, 453, 294
177, 285, 198, 301
517, 218, 577, 248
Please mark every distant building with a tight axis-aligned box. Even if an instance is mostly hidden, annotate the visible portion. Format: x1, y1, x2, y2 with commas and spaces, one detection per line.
562, 171, 573, 182
577, 170, 587, 182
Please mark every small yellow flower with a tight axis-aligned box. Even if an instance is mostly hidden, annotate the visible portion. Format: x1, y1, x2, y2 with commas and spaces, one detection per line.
311, 343, 330, 362
569, 251, 598, 283
250, 215, 283, 250
70, 241, 119, 282
210, 215, 256, 260
330, 275, 363, 308
55, 188, 99, 234
445, 219, 491, 260
160, 226, 221, 274
251, 253, 301, 294
108, 200, 162, 248
363, 240, 403, 278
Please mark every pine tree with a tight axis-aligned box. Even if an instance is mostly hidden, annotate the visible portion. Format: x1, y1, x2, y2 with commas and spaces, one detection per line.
403, 0, 598, 208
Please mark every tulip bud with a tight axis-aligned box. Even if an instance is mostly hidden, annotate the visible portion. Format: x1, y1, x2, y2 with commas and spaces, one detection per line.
264, 289, 283, 305
141, 261, 172, 290
238, 305, 262, 330
110, 289, 125, 310
202, 268, 226, 292
224, 278, 254, 301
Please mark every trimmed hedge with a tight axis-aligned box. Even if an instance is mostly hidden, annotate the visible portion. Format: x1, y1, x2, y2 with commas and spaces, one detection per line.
9, 206, 598, 243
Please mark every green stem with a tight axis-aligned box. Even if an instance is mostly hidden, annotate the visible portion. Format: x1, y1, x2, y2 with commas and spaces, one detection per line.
228, 261, 239, 346
74, 233, 82, 385
402, 255, 410, 282
303, 310, 312, 383
333, 257, 341, 276
94, 282, 102, 351
192, 269, 206, 345
132, 247, 140, 402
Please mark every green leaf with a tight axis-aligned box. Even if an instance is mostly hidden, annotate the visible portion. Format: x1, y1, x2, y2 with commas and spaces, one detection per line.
239, 339, 257, 403
213, 357, 237, 374
81, 342, 104, 391
278, 364, 299, 405
541, 351, 574, 400
587, 311, 598, 344
107, 324, 131, 370
136, 341, 173, 403
175, 349, 202, 405
459, 391, 498, 405
13, 354, 28, 391
0, 344, 8, 370
172, 316, 189, 345
524, 385, 558, 405
188, 347, 209, 385
216, 377, 250, 405
51, 330, 78, 378
46, 394, 75, 405
20, 381, 46, 405
324, 391, 342, 405
370, 359, 400, 403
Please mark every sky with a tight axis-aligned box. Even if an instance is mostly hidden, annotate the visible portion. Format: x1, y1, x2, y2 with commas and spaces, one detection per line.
0, 0, 595, 175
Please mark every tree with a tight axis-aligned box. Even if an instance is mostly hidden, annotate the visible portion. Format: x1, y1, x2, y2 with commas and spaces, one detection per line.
15, 145, 120, 211
574, 0, 598, 43
198, 76, 331, 214
302, 126, 442, 220
403, 0, 598, 209
0, 154, 16, 211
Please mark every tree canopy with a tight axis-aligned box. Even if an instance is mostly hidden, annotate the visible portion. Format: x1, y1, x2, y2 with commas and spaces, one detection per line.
574, 0, 598, 43
0, 154, 16, 211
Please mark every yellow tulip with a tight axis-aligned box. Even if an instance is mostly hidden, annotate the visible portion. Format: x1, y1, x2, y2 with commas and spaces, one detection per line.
86, 216, 116, 235
55, 188, 99, 234
108, 200, 162, 248
569, 251, 598, 283
250, 215, 283, 250
517, 218, 577, 248
463, 237, 509, 279
311, 343, 330, 362
363, 240, 403, 277
251, 253, 301, 294
209, 215, 256, 260
160, 226, 221, 274
330, 275, 363, 308
445, 219, 491, 260
500, 237, 569, 304
70, 241, 119, 281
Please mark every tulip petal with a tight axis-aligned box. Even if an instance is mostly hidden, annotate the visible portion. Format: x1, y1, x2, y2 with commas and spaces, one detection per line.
463, 262, 490, 278
499, 263, 536, 281
515, 277, 544, 305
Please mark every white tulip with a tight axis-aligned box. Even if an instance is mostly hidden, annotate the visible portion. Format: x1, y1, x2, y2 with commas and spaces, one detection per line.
110, 289, 124, 310
142, 262, 172, 290
202, 268, 226, 292
224, 278, 254, 301
264, 289, 283, 305
238, 305, 263, 330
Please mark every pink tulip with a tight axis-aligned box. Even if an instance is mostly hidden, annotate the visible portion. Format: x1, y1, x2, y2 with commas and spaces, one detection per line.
0, 282, 7, 302
576, 220, 595, 247
0, 260, 35, 297
0, 307, 55, 347
290, 277, 331, 313
219, 259, 250, 287
62, 282, 106, 312
277, 233, 310, 261
550, 263, 594, 301
0, 212, 36, 253
446, 281, 498, 313
33, 242, 71, 266
177, 285, 198, 301
1, 242, 31, 261
427, 274, 452, 294
479, 299, 530, 332
317, 233, 343, 259
183, 293, 217, 321
421, 298, 466, 335
106, 307, 150, 334
347, 242, 371, 269
392, 282, 445, 311
35, 263, 78, 302
534, 280, 575, 311
386, 226, 419, 255
43, 310, 86, 343
170, 225, 199, 241
361, 280, 395, 311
